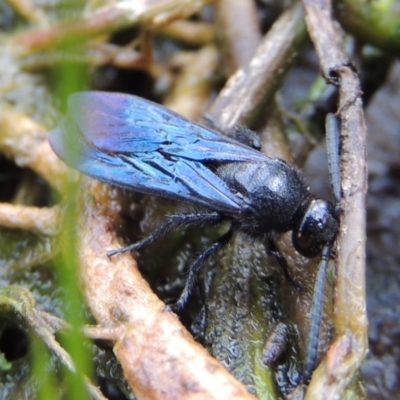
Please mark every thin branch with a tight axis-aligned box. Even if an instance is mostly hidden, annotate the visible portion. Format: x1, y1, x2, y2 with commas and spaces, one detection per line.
0, 204, 59, 235
12, 0, 214, 55
0, 108, 71, 192
208, 2, 307, 129
301, 0, 368, 396
214, 0, 261, 74
78, 179, 256, 400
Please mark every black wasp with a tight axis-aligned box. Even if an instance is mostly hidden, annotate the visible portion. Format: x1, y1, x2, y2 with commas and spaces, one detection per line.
49, 91, 339, 382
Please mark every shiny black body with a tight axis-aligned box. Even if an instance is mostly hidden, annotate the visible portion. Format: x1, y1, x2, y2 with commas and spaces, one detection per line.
49, 91, 337, 259
49, 91, 339, 382
215, 160, 308, 236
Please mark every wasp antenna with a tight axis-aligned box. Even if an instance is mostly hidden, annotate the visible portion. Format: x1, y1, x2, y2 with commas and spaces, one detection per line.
302, 244, 332, 383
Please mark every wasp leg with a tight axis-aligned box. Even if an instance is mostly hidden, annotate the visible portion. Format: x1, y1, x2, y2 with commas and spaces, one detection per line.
265, 239, 303, 291
107, 212, 222, 258
168, 227, 234, 312
202, 114, 261, 150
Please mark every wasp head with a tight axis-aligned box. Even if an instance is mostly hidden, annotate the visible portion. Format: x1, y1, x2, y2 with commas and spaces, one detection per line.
292, 199, 338, 258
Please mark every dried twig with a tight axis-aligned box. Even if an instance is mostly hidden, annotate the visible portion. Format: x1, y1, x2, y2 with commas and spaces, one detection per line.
301, 0, 368, 397
12, 0, 214, 55
214, 0, 261, 74
0, 204, 59, 235
156, 20, 215, 45
208, 3, 307, 129
78, 180, 256, 400
164, 45, 219, 120
0, 108, 70, 192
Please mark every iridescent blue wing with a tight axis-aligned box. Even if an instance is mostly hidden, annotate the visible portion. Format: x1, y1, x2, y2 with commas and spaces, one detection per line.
67, 92, 268, 162
49, 91, 269, 213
